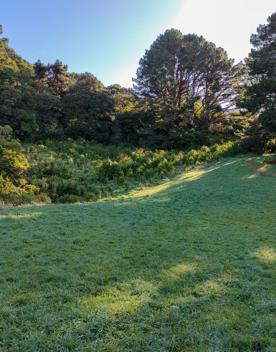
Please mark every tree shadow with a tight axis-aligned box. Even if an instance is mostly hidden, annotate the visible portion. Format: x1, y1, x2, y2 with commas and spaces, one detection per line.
0, 157, 275, 350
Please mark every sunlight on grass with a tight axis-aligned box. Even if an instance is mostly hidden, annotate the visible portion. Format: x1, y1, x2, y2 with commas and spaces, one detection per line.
254, 248, 276, 263
83, 158, 246, 205
246, 174, 258, 179
125, 169, 206, 199
205, 159, 241, 174
0, 156, 275, 350
83, 280, 155, 315
0, 212, 43, 221
196, 279, 226, 295
84, 263, 196, 316
245, 155, 276, 177
162, 262, 196, 280
123, 159, 244, 200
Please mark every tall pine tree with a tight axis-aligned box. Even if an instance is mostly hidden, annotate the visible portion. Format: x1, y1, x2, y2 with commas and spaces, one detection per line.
241, 12, 276, 150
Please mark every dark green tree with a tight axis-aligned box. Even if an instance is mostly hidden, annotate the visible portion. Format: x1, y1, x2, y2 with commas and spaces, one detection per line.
33, 59, 48, 81
70, 72, 104, 92
62, 75, 115, 142
135, 29, 242, 132
239, 12, 276, 150
0, 26, 37, 139
34, 59, 71, 96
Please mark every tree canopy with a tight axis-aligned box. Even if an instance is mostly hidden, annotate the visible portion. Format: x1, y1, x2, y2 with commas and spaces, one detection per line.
0, 14, 275, 151
135, 29, 242, 131
239, 12, 276, 148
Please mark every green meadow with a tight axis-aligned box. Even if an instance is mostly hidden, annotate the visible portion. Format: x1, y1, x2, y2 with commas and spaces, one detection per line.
0, 157, 275, 351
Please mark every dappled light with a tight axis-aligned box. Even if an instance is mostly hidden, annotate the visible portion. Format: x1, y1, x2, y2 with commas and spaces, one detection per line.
195, 278, 227, 296
113, 158, 246, 203
83, 279, 155, 316
0, 156, 275, 350
0, 211, 43, 221
161, 262, 196, 281
246, 173, 258, 180
0, 2, 275, 349
253, 248, 276, 263
123, 168, 206, 200
245, 157, 276, 177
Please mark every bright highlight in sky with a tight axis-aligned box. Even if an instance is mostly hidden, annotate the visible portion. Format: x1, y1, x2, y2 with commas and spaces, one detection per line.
2, 0, 276, 87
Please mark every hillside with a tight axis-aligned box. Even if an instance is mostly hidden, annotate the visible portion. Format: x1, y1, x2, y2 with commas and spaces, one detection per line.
0, 157, 275, 351
0, 37, 33, 74
0, 139, 239, 206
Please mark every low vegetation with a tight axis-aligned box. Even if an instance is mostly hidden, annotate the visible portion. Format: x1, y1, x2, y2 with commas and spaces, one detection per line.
1, 137, 240, 206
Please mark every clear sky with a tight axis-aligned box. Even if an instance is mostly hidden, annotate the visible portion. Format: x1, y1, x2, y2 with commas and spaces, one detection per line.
2, 0, 275, 87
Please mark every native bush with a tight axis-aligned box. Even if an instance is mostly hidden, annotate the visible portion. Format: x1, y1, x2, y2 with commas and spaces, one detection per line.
0, 127, 49, 205
0, 145, 29, 180
0, 138, 241, 205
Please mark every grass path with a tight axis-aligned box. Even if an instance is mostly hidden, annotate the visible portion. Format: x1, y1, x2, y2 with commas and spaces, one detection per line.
0, 157, 275, 351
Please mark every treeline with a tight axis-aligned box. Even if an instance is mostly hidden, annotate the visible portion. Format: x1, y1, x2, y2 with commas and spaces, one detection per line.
0, 12, 275, 151
0, 12, 275, 205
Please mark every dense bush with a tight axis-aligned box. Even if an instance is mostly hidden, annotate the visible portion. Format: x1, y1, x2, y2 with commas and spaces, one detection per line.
0, 25, 248, 149
16, 139, 240, 205
0, 126, 50, 206
0, 122, 244, 206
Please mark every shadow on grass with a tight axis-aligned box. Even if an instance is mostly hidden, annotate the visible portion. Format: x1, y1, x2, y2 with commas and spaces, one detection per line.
0, 157, 275, 350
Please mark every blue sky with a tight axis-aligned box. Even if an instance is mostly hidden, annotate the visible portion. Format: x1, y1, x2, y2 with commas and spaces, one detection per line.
2, 0, 275, 87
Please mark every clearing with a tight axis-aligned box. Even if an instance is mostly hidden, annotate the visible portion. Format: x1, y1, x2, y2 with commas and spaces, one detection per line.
0, 157, 275, 351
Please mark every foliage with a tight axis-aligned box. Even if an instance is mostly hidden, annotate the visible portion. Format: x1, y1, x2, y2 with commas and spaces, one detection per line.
62, 85, 115, 143
18, 139, 240, 205
0, 16, 275, 350
0, 24, 244, 146
34, 59, 71, 96
0, 30, 33, 74
239, 12, 276, 151
0, 126, 48, 205
135, 30, 243, 132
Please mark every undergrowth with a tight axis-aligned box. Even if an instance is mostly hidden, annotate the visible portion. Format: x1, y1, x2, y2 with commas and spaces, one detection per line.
1, 139, 241, 205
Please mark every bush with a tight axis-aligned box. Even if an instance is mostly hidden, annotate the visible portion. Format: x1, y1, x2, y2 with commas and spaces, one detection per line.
1, 139, 241, 205
0, 174, 47, 206
57, 194, 82, 204
0, 146, 29, 180
0, 127, 47, 205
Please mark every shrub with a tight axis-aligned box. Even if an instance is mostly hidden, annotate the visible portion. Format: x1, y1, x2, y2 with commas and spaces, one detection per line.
0, 146, 29, 180
0, 127, 46, 205
57, 194, 82, 203
0, 139, 242, 205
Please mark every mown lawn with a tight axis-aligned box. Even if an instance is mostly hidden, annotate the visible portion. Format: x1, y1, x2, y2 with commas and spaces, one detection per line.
0, 157, 275, 351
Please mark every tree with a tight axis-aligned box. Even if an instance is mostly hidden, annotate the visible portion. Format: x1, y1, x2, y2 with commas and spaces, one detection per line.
70, 72, 104, 92
239, 12, 276, 150
34, 59, 71, 96
33, 59, 75, 137
107, 84, 137, 114
62, 75, 115, 142
0, 26, 37, 139
135, 29, 242, 132
0, 25, 33, 75
0, 25, 67, 140
33, 59, 48, 81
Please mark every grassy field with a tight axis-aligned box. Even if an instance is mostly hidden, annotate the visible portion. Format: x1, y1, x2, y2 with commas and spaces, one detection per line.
0, 157, 275, 351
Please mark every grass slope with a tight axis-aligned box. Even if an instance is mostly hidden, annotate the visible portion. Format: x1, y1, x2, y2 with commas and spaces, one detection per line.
0, 157, 275, 351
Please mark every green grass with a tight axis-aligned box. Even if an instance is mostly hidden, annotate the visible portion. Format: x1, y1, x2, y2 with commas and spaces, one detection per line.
0, 157, 275, 351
